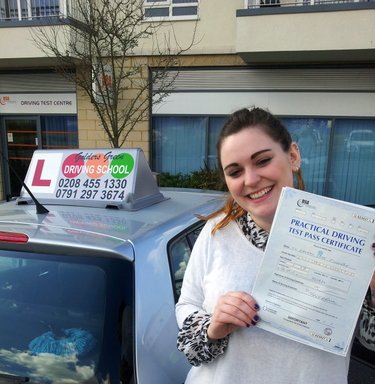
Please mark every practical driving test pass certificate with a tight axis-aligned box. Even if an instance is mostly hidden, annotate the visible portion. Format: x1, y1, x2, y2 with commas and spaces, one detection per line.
252, 187, 375, 356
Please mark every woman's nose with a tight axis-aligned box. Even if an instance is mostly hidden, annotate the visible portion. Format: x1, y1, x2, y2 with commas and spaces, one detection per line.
244, 168, 260, 186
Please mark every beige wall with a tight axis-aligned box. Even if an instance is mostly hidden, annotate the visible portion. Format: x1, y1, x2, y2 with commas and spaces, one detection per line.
0, 27, 42, 59
0, 25, 73, 68
236, 9, 375, 54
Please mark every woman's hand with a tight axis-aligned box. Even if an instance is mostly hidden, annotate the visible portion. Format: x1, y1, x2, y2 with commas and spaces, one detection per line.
207, 291, 260, 340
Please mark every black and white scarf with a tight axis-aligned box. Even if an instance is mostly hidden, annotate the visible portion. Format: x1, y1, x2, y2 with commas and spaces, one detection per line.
237, 212, 269, 251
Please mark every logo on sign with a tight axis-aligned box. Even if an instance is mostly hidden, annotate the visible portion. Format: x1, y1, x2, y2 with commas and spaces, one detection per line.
0, 96, 10, 106
62, 152, 134, 179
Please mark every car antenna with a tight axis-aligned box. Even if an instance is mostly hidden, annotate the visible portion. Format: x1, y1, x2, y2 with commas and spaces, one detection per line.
0, 150, 49, 215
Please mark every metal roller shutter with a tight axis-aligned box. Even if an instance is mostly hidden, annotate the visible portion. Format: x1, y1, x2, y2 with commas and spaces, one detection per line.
0, 72, 76, 93
153, 67, 375, 92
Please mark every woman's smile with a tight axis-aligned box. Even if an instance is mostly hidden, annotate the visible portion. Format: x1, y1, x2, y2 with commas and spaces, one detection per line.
247, 186, 273, 200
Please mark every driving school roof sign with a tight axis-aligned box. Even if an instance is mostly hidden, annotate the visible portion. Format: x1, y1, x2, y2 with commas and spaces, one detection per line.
19, 149, 166, 210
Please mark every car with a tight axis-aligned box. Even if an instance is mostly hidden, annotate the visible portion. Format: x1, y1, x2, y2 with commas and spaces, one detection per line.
345, 129, 375, 154
0, 148, 226, 384
0, 148, 372, 384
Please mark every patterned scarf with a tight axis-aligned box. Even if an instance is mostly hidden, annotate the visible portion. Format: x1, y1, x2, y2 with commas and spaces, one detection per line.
237, 213, 269, 251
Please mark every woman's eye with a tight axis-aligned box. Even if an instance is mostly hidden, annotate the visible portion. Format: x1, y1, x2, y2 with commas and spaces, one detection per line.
257, 157, 272, 166
227, 169, 241, 178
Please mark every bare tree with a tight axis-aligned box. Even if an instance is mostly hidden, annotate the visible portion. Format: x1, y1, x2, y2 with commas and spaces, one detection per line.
31, 0, 197, 148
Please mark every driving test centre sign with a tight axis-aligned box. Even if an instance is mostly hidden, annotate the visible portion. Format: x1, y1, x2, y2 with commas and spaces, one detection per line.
0, 94, 76, 114
20, 149, 165, 210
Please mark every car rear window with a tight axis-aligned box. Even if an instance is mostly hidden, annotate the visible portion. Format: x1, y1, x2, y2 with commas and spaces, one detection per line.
0, 252, 134, 383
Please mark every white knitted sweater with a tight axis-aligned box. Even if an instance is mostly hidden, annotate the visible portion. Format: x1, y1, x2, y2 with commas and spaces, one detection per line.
176, 217, 351, 384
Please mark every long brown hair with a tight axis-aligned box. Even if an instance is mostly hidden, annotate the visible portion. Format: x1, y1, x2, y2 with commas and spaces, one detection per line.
205, 107, 304, 233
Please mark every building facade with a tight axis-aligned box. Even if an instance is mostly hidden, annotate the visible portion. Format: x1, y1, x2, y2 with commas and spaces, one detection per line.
0, 0, 375, 205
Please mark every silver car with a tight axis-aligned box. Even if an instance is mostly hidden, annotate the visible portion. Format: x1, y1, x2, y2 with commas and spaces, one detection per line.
0, 186, 225, 384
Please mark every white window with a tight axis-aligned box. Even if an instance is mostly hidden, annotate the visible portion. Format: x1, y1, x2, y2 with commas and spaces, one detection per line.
144, 0, 198, 20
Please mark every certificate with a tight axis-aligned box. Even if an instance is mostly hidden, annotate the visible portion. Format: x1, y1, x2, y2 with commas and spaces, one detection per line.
252, 187, 375, 356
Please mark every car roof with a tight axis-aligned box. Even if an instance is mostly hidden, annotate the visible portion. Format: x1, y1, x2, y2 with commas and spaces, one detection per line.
0, 188, 225, 260
349, 129, 374, 137
0, 148, 226, 260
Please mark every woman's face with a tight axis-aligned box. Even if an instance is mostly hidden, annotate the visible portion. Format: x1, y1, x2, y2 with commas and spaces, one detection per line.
220, 126, 300, 232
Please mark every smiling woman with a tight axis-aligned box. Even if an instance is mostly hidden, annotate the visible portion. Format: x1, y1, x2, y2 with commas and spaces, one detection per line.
175, 107, 375, 384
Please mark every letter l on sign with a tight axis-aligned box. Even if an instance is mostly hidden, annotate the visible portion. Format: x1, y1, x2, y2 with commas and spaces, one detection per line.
32, 160, 51, 187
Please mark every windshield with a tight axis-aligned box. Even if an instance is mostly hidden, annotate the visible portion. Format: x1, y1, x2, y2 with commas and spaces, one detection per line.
0, 252, 134, 384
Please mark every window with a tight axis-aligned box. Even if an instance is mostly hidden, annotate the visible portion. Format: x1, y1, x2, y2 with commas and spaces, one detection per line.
31, 0, 59, 17
281, 118, 331, 196
152, 115, 375, 206
0, 0, 59, 20
144, 0, 198, 20
0, 252, 135, 383
41, 115, 79, 149
327, 119, 375, 205
168, 222, 204, 301
152, 115, 225, 174
0, 255, 106, 382
0, 0, 20, 19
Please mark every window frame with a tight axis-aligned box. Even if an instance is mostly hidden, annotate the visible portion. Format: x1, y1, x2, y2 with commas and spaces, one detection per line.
144, 0, 199, 21
167, 220, 205, 302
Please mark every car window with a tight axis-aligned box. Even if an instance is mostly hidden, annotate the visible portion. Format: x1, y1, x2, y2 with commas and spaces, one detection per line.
0, 252, 135, 383
0, 255, 105, 382
187, 225, 203, 245
168, 221, 204, 302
